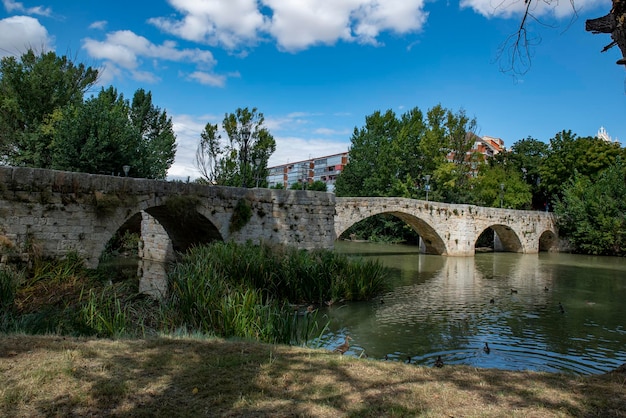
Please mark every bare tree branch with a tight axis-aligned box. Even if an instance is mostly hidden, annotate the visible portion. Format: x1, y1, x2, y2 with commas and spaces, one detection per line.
496, 0, 579, 76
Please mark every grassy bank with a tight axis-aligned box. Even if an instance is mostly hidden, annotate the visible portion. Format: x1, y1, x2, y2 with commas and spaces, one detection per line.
1, 334, 625, 417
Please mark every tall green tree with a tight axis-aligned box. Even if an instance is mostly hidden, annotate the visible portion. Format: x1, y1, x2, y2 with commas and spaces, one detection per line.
490, 137, 548, 209
50, 87, 176, 178
335, 105, 478, 203
470, 164, 532, 209
540, 130, 623, 204
0, 49, 98, 166
51, 87, 138, 175
555, 161, 626, 256
334, 109, 401, 197
129, 89, 177, 179
195, 107, 275, 187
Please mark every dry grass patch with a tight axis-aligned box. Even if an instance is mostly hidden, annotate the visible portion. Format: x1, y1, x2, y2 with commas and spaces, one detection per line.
1, 334, 625, 417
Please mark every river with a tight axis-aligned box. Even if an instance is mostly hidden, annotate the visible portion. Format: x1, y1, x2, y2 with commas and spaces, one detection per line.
318, 241, 626, 375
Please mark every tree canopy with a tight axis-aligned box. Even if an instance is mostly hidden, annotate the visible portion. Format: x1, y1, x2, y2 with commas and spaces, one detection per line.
195, 107, 276, 187
0, 49, 98, 166
0, 49, 176, 179
555, 160, 626, 256
50, 87, 176, 178
334, 104, 522, 206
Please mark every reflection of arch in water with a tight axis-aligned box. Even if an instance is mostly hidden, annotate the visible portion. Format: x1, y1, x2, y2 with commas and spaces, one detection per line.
337, 211, 448, 255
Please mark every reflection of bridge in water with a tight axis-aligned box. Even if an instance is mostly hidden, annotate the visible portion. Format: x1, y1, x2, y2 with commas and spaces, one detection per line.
321, 248, 625, 374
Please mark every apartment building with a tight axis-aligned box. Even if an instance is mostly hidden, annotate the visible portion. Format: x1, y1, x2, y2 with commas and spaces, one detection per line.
267, 152, 349, 192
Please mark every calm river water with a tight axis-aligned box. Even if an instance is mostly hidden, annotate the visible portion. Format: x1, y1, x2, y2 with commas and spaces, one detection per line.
318, 241, 626, 375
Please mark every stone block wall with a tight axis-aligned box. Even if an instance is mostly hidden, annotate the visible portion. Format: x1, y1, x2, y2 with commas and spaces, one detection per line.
0, 166, 338, 268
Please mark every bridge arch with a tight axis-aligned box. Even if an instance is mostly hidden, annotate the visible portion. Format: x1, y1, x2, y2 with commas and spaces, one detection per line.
335, 209, 448, 255
0, 167, 559, 267
142, 205, 223, 255
539, 230, 558, 252
477, 224, 524, 253
335, 197, 558, 256
90, 200, 226, 266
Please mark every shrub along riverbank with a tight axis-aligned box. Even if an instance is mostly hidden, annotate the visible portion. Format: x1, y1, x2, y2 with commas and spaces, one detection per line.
1, 241, 389, 344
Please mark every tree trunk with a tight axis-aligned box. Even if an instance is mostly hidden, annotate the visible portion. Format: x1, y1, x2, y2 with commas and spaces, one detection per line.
586, 9, 626, 66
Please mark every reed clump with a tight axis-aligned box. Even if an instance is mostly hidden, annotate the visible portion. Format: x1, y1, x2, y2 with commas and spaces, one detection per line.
163, 241, 390, 344
1, 241, 389, 345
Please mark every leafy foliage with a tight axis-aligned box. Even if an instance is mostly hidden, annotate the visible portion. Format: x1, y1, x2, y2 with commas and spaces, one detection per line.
229, 198, 253, 233
195, 107, 275, 187
0, 50, 175, 179
554, 161, 626, 256
470, 164, 531, 209
51, 87, 176, 178
539, 130, 623, 204
335, 104, 479, 203
129, 89, 177, 179
0, 49, 98, 166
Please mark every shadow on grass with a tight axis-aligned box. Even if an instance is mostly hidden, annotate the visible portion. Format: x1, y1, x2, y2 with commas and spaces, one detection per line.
1, 335, 624, 417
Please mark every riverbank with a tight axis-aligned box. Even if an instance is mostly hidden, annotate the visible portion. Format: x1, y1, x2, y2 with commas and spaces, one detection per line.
1, 334, 624, 417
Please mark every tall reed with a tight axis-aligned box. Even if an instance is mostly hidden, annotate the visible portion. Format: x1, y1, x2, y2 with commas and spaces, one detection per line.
164, 242, 389, 344
0, 267, 20, 312
80, 288, 130, 338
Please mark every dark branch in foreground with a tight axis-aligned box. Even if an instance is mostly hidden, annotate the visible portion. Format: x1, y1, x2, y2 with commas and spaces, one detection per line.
586, 0, 626, 66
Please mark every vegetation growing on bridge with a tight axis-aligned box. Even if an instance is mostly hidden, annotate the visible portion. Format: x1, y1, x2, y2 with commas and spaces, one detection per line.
229, 198, 253, 233
0, 242, 389, 344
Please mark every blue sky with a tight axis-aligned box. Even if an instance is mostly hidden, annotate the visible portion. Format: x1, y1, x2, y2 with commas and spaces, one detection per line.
1, 0, 623, 180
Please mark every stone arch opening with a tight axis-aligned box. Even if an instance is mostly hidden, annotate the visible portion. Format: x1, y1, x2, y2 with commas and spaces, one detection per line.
144, 205, 223, 255
476, 224, 523, 253
539, 230, 557, 252
336, 211, 447, 255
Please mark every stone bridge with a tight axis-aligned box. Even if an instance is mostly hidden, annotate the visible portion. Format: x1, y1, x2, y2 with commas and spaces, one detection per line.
0, 167, 558, 270
335, 197, 557, 256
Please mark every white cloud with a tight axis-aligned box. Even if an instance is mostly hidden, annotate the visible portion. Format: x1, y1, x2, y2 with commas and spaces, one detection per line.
187, 71, 227, 87
0, 15, 53, 57
460, 0, 610, 19
314, 127, 351, 136
266, 0, 428, 50
149, 0, 428, 52
149, 0, 267, 50
2, 0, 51, 16
89, 20, 107, 30
82, 29, 218, 83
